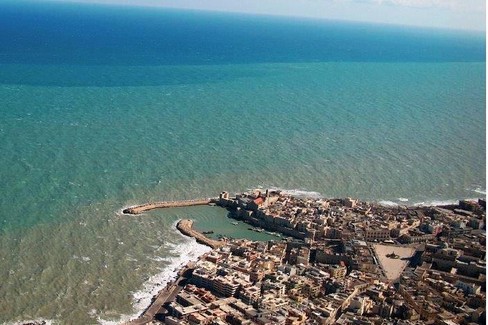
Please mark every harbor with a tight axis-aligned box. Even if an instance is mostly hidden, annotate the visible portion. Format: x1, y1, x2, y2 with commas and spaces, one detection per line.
176, 219, 224, 249
122, 199, 215, 215
122, 190, 486, 325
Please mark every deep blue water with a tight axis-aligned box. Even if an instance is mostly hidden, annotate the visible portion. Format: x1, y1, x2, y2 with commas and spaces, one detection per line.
0, 1, 485, 69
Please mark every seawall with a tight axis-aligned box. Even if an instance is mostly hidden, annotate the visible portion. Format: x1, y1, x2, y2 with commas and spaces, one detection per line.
123, 263, 195, 325
176, 219, 224, 249
123, 198, 214, 214
124, 219, 221, 324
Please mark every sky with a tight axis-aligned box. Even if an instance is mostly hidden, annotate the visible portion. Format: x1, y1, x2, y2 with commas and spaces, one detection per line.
41, 0, 486, 31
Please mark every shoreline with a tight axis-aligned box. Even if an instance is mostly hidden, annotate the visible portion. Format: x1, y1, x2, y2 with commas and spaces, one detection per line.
121, 194, 485, 215
122, 191, 486, 324
124, 219, 216, 325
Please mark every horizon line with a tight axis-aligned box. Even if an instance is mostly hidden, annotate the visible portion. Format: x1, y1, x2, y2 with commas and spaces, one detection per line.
6, 0, 487, 33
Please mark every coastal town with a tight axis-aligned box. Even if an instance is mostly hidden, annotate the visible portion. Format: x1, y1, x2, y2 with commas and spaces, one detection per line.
124, 190, 486, 325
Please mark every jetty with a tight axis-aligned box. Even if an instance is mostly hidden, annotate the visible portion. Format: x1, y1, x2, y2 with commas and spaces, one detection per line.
123, 198, 214, 214
176, 219, 224, 249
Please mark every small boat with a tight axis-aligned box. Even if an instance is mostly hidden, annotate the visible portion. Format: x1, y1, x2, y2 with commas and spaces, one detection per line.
231, 221, 239, 225
202, 231, 214, 235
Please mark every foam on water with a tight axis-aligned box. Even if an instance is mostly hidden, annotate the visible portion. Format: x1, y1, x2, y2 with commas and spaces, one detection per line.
6, 320, 55, 325
0, 6, 484, 323
471, 187, 486, 195
274, 188, 324, 199
379, 197, 486, 208
413, 200, 461, 207
247, 187, 324, 199
97, 222, 211, 325
378, 200, 399, 207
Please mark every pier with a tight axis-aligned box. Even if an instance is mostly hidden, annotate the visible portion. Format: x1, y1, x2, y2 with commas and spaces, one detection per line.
176, 219, 224, 249
123, 198, 215, 214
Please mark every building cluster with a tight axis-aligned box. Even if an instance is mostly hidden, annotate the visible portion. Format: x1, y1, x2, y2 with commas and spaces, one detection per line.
159, 190, 485, 325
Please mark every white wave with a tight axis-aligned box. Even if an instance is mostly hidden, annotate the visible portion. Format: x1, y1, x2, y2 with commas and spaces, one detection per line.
266, 187, 323, 199
131, 239, 211, 312
117, 204, 145, 217
72, 255, 91, 263
147, 256, 165, 262
97, 317, 125, 325
472, 187, 486, 195
97, 222, 211, 325
6, 319, 55, 325
398, 198, 409, 202
413, 200, 459, 207
378, 200, 398, 207
117, 207, 133, 217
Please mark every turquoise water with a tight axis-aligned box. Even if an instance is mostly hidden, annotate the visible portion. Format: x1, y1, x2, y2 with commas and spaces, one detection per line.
1, 62, 484, 231
0, 61, 484, 324
0, 2, 485, 324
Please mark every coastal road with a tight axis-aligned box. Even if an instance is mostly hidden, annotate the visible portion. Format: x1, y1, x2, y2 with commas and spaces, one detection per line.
122, 218, 218, 324
123, 272, 189, 325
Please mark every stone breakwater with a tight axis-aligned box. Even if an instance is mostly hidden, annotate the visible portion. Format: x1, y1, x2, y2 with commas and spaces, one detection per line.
122, 199, 214, 214
176, 219, 224, 249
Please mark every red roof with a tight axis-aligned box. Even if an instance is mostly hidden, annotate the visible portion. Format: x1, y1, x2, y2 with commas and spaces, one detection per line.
253, 197, 264, 205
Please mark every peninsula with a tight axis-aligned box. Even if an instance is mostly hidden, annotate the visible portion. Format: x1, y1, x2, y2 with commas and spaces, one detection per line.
125, 190, 486, 325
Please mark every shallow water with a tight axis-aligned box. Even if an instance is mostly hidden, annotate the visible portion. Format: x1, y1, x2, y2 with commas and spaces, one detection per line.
0, 3, 485, 324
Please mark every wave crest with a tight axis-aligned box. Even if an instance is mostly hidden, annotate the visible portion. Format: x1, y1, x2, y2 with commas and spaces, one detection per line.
378, 200, 399, 207
257, 187, 323, 199
97, 223, 211, 324
6, 320, 54, 325
413, 200, 459, 207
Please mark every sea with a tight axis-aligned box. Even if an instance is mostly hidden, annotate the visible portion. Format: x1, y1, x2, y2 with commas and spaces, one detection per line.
0, 1, 485, 324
